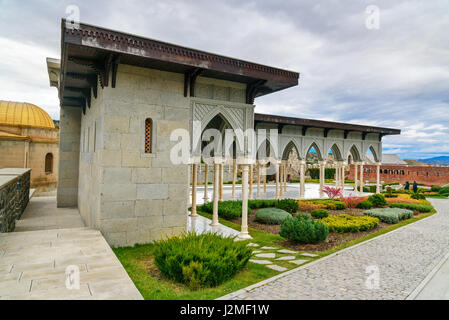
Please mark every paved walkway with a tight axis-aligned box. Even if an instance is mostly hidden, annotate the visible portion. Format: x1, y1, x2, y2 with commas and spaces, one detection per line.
219, 199, 449, 300
15, 196, 85, 232
0, 197, 142, 300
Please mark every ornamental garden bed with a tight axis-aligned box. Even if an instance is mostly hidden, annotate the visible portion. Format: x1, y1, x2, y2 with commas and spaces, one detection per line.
113, 193, 436, 300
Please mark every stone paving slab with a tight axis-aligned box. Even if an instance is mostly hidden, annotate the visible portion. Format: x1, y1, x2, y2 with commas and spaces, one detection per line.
249, 259, 273, 265
255, 253, 276, 258
219, 199, 449, 300
290, 259, 309, 265
300, 253, 319, 257
0, 227, 142, 300
266, 265, 288, 272
276, 256, 296, 261
278, 249, 298, 254
0, 197, 142, 300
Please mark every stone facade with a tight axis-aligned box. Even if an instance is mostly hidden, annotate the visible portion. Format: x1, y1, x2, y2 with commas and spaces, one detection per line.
0, 125, 58, 189
347, 164, 449, 186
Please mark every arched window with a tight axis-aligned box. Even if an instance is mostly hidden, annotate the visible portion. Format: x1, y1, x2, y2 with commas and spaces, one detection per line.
45, 153, 53, 174
145, 118, 152, 153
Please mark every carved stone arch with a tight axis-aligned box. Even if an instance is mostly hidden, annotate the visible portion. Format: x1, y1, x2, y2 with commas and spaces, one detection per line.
345, 143, 362, 162
362, 143, 380, 163
256, 137, 278, 162
200, 106, 241, 133
325, 140, 344, 161
303, 139, 324, 161
281, 138, 301, 160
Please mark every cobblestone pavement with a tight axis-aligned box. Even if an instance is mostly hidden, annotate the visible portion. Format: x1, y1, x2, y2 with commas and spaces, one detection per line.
220, 199, 449, 300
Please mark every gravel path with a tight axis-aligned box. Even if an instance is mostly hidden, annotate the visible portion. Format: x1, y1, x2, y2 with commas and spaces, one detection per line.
220, 199, 449, 300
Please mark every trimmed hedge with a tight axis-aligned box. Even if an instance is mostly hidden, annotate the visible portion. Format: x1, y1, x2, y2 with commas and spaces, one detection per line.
368, 194, 387, 207
439, 187, 449, 194
153, 232, 252, 289
364, 208, 414, 224
199, 201, 250, 219
411, 193, 426, 200
320, 214, 379, 233
357, 200, 373, 209
388, 202, 433, 213
308, 168, 336, 180
280, 214, 328, 244
309, 199, 346, 210
311, 209, 329, 219
248, 199, 298, 213
255, 208, 291, 225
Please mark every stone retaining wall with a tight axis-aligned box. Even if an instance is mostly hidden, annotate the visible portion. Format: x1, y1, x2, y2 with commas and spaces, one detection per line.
0, 168, 31, 232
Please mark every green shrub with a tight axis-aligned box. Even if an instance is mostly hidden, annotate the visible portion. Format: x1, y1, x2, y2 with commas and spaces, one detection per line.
276, 199, 299, 214
384, 194, 398, 198
198, 201, 250, 219
255, 208, 291, 224
357, 200, 373, 209
388, 202, 433, 213
368, 194, 387, 207
364, 208, 414, 224
438, 187, 449, 195
411, 193, 426, 200
431, 186, 441, 192
320, 214, 379, 233
153, 232, 252, 289
280, 214, 328, 244
248, 200, 276, 209
310, 199, 346, 210
311, 209, 329, 219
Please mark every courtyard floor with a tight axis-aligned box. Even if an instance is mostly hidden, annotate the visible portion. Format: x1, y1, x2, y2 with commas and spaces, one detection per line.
0, 196, 142, 300
219, 198, 449, 300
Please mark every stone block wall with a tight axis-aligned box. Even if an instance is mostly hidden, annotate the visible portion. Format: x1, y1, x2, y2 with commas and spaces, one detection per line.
76, 64, 191, 247
0, 176, 17, 232
57, 106, 81, 207
0, 169, 31, 232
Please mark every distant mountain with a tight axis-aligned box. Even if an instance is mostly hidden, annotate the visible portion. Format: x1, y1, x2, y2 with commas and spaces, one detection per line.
418, 156, 449, 165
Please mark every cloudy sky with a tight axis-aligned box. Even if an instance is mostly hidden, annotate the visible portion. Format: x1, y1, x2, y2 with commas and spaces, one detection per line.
0, 0, 448, 160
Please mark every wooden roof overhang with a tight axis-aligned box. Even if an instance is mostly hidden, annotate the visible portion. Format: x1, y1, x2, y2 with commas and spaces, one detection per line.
59, 20, 299, 113
254, 113, 401, 141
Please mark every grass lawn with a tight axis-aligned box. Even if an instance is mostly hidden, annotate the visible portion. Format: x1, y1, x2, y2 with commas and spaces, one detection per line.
113, 203, 437, 300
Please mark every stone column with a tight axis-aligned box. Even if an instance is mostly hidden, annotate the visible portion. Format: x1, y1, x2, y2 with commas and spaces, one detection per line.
319, 160, 326, 198
249, 164, 253, 200
237, 164, 252, 240
360, 162, 364, 193
376, 162, 381, 194
341, 162, 346, 193
354, 162, 359, 194
203, 164, 209, 202
219, 163, 223, 201
190, 164, 198, 217
275, 162, 280, 200
211, 162, 220, 226
263, 166, 267, 194
300, 160, 306, 199
279, 163, 284, 197
334, 163, 339, 188
256, 162, 261, 199
283, 163, 287, 193
231, 160, 236, 199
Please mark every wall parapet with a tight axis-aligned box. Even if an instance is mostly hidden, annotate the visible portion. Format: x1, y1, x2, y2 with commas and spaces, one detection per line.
0, 168, 31, 232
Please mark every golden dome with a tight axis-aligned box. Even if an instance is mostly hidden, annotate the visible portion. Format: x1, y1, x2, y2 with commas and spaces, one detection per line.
0, 100, 55, 129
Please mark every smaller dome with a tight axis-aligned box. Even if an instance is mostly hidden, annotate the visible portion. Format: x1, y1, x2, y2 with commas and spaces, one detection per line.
0, 101, 55, 129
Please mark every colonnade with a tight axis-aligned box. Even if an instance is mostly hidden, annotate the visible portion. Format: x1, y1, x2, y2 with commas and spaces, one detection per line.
189, 159, 382, 240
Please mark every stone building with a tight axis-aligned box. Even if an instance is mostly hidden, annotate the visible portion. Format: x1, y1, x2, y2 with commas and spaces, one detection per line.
0, 101, 59, 189
347, 154, 449, 186
48, 20, 400, 246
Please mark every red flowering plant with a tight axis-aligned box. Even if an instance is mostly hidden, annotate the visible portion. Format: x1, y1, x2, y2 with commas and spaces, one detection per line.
322, 186, 342, 199
339, 194, 363, 208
